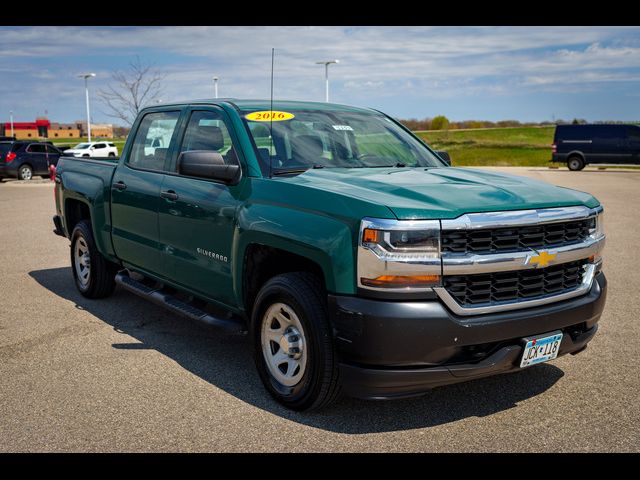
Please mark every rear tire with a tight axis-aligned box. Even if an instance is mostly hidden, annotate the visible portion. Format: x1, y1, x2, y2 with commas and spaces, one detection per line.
252, 272, 341, 411
567, 156, 585, 171
70, 220, 117, 298
17, 164, 33, 180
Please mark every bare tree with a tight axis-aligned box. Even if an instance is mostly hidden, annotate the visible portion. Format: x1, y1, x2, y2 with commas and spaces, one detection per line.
98, 56, 166, 126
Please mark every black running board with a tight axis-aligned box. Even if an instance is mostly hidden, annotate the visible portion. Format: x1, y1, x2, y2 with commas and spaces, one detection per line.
115, 271, 245, 333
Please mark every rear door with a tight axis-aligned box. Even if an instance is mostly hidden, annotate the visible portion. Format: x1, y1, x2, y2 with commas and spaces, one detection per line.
557, 125, 593, 160
157, 106, 244, 306
91, 143, 107, 158
110, 109, 184, 275
25, 144, 48, 173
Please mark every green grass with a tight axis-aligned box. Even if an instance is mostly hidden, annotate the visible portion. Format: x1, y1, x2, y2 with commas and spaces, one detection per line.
415, 126, 556, 166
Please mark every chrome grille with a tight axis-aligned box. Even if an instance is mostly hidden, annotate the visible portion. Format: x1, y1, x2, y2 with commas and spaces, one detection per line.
441, 218, 594, 254
443, 259, 588, 307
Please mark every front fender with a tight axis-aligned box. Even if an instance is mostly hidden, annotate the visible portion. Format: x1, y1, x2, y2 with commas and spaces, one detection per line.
233, 203, 359, 303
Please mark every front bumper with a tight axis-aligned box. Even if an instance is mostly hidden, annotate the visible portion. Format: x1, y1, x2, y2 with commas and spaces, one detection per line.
329, 272, 606, 400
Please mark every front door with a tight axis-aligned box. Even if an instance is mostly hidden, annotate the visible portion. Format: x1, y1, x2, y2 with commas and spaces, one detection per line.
111, 110, 182, 274
158, 108, 244, 307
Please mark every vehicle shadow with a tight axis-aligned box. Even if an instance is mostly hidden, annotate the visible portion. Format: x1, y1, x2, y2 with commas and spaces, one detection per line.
30, 266, 565, 434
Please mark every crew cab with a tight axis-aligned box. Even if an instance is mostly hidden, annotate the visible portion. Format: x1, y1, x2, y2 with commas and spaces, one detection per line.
63, 141, 118, 158
52, 100, 607, 411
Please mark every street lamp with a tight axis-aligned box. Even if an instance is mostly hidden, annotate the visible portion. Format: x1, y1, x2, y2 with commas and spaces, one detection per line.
77, 73, 96, 141
213, 76, 219, 99
315, 60, 339, 102
9, 110, 14, 137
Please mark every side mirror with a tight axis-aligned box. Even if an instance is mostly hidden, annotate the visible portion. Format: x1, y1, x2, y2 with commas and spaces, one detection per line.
436, 150, 451, 166
178, 150, 240, 183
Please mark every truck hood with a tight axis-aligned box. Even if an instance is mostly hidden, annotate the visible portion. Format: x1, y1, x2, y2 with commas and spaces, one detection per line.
286, 167, 599, 220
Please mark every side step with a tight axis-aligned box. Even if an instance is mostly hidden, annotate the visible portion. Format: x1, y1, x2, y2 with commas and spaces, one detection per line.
115, 271, 245, 334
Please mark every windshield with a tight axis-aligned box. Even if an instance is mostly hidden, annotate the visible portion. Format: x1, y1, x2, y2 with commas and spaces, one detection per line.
74, 143, 91, 149
239, 108, 445, 176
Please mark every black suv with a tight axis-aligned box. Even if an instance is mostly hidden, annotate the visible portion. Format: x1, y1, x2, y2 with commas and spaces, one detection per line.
551, 124, 640, 171
0, 141, 63, 181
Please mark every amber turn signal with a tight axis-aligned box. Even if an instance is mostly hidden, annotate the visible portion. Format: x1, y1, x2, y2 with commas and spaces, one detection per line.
362, 228, 380, 243
360, 274, 441, 288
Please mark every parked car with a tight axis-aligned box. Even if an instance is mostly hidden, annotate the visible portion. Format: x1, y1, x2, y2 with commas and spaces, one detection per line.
63, 141, 118, 158
53, 100, 606, 411
551, 124, 640, 170
0, 141, 62, 181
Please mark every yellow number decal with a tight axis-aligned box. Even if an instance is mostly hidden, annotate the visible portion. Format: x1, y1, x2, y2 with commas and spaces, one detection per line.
245, 111, 295, 122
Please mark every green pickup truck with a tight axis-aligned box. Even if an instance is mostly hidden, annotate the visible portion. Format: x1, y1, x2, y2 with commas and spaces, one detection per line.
53, 100, 607, 411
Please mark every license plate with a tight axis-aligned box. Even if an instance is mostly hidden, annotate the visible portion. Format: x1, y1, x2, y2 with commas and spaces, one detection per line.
520, 332, 563, 368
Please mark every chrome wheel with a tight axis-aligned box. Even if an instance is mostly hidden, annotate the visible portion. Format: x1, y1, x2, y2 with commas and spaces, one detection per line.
19, 166, 32, 180
73, 236, 91, 288
261, 302, 307, 387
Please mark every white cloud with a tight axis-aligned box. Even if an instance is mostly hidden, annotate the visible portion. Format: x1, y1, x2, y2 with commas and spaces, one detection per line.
1, 26, 639, 122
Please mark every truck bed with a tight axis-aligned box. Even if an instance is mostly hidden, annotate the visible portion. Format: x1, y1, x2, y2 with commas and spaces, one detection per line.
55, 155, 118, 260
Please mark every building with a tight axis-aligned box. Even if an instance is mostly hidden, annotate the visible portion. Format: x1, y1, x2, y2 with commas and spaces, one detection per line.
49, 123, 81, 138
2, 118, 50, 140
75, 121, 114, 138
1, 118, 112, 140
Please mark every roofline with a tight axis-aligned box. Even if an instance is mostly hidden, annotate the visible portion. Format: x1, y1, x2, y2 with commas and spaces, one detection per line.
139, 98, 380, 114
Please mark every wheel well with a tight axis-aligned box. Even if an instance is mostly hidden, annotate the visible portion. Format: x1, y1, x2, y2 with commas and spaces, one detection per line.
567, 152, 585, 161
243, 244, 326, 317
19, 163, 33, 171
64, 199, 91, 235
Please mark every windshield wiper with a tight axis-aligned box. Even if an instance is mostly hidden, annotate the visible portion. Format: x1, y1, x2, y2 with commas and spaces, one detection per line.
271, 164, 325, 176
366, 162, 407, 168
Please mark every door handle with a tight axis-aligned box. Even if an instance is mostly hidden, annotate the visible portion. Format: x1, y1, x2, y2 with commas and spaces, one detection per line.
161, 190, 179, 201
113, 181, 127, 191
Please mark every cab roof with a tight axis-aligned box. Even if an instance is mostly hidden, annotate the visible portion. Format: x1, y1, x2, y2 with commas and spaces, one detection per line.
154, 98, 378, 114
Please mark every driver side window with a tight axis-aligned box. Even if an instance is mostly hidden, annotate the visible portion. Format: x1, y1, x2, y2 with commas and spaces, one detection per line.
178, 110, 238, 168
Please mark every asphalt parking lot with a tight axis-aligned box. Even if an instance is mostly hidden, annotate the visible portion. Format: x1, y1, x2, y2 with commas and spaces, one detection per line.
0, 167, 638, 452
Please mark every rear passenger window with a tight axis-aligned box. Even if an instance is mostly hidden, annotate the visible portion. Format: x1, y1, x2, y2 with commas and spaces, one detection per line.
178, 110, 238, 167
27, 144, 46, 153
128, 111, 181, 171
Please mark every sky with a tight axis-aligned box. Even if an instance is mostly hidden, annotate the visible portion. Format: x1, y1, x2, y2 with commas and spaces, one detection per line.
1, 26, 639, 126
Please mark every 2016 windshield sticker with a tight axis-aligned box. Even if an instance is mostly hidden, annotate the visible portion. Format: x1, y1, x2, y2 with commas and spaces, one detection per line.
332, 125, 353, 131
245, 111, 295, 122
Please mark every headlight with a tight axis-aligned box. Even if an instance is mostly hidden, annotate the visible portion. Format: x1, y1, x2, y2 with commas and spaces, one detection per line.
358, 218, 441, 291
589, 211, 605, 239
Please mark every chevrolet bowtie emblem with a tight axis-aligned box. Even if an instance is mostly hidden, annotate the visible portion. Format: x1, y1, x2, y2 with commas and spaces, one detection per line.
528, 251, 557, 268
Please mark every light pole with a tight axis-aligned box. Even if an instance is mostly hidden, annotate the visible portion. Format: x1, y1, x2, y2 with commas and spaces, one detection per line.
213, 76, 219, 99
315, 60, 339, 102
77, 73, 96, 141
9, 110, 14, 137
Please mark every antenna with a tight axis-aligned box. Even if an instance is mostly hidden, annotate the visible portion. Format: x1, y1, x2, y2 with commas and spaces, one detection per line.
269, 48, 275, 179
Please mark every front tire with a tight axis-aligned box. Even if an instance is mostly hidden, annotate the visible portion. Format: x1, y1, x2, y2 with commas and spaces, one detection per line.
17, 164, 33, 180
252, 272, 340, 411
70, 220, 117, 298
567, 156, 585, 171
